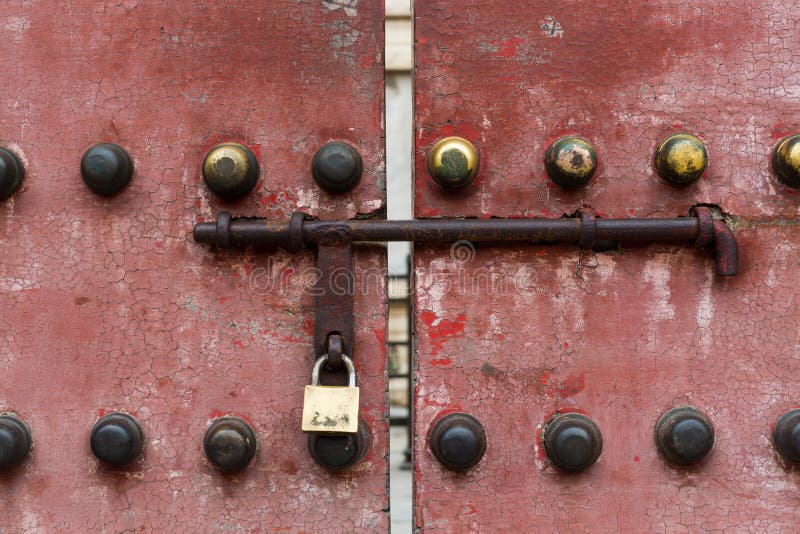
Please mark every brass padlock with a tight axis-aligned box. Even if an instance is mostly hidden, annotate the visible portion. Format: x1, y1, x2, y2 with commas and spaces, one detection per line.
301, 354, 359, 434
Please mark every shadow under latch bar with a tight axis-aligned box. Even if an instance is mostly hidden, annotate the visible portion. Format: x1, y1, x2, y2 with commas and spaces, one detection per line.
194, 206, 738, 277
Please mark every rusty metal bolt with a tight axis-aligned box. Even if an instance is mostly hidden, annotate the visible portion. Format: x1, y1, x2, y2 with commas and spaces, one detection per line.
311, 141, 363, 193
543, 413, 603, 473
204, 416, 258, 472
655, 406, 714, 466
90, 412, 144, 466
81, 143, 133, 196
427, 136, 480, 189
773, 409, 800, 465
545, 136, 597, 188
308, 420, 371, 471
654, 133, 707, 186
428, 413, 487, 472
202, 143, 260, 199
772, 135, 800, 188
0, 148, 24, 200
0, 415, 32, 470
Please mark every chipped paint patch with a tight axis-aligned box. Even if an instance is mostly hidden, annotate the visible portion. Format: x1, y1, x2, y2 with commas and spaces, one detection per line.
323, 0, 358, 17
696, 265, 715, 351
294, 187, 322, 212
642, 256, 676, 322
419, 310, 466, 356
3, 16, 30, 42
539, 372, 586, 399
552, 257, 586, 333
329, 22, 361, 65
540, 16, 564, 38
478, 36, 550, 64
331, 27, 360, 49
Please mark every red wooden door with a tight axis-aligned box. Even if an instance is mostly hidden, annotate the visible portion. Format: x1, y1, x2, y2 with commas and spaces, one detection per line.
414, 1, 800, 531
0, 2, 387, 531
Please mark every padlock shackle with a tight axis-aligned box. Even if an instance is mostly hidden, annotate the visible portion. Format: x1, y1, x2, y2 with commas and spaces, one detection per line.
311, 354, 356, 387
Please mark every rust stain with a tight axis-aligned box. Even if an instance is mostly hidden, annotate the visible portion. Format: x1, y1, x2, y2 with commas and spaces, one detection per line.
280, 460, 298, 476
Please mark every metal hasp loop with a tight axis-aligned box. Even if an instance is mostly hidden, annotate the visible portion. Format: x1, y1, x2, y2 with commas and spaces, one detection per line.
194, 206, 739, 276
315, 247, 353, 375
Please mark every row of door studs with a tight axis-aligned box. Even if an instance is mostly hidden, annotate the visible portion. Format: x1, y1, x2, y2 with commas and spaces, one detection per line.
3, 407, 800, 474
0, 411, 368, 472
2, 134, 799, 202
0, 413, 261, 472
428, 407, 800, 473
428, 134, 800, 190
0, 141, 364, 200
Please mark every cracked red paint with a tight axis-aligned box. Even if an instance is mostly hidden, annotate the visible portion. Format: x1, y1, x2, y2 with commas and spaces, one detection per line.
0, 1, 387, 531
373, 327, 386, 346
539, 372, 586, 399
415, 0, 800, 531
419, 310, 466, 356
495, 37, 524, 58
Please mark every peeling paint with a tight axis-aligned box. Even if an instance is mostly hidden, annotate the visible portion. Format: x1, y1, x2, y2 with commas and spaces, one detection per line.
323, 0, 358, 17
2, 16, 30, 42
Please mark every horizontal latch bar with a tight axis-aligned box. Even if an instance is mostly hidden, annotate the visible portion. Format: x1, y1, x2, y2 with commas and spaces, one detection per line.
193, 207, 738, 276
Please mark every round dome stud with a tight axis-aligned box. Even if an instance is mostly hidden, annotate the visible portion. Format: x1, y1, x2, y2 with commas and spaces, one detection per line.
203, 416, 258, 472
655, 406, 715, 466
0, 415, 32, 470
545, 136, 597, 188
773, 409, 800, 465
427, 136, 480, 189
543, 412, 603, 473
654, 133, 707, 186
0, 148, 25, 200
311, 141, 363, 193
308, 420, 371, 471
81, 143, 134, 196
428, 413, 487, 472
202, 143, 260, 199
772, 135, 800, 188
90, 412, 144, 466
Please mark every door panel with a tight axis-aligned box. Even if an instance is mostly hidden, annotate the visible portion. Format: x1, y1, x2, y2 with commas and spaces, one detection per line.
414, 1, 800, 531
0, 2, 386, 531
